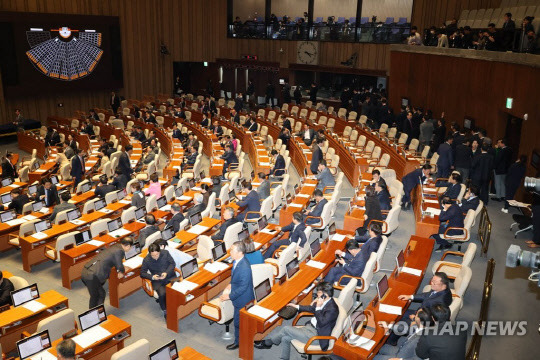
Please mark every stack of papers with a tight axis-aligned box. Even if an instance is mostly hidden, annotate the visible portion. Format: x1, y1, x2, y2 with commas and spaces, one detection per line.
123, 256, 144, 269
424, 187, 437, 193
86, 240, 105, 247
30, 350, 57, 360
99, 208, 113, 214
331, 234, 347, 242
71, 219, 86, 225
425, 208, 441, 216
31, 232, 48, 240
109, 228, 131, 237
119, 199, 131, 204
306, 260, 326, 269
204, 261, 229, 273
401, 267, 422, 276
8, 184, 19, 188
160, 204, 172, 211
23, 215, 38, 221
247, 305, 274, 320
297, 194, 310, 198
259, 162, 270, 166
191, 186, 202, 191
178, 195, 192, 201
348, 336, 376, 350
39, 207, 50, 214
187, 225, 209, 235
288, 203, 303, 208
6, 218, 26, 226
171, 280, 198, 294
304, 183, 316, 187
21, 300, 46, 313
34, 169, 47, 173
73, 325, 111, 348
261, 229, 277, 235
424, 199, 439, 204
379, 304, 402, 315
201, 178, 213, 184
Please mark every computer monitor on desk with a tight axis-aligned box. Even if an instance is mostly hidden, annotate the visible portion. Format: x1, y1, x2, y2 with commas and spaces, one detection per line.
32, 201, 44, 212
11, 283, 40, 307
67, 208, 81, 221
257, 215, 268, 231
157, 196, 167, 209
212, 242, 226, 261
135, 206, 146, 220
75, 230, 92, 246
377, 275, 389, 301
1, 193, 12, 204
1, 178, 12, 187
107, 218, 121, 232
238, 228, 249, 242
310, 239, 321, 258
78, 304, 107, 331
254, 278, 272, 303
34, 219, 51, 233
124, 243, 141, 260
149, 340, 179, 360
180, 258, 198, 279
286, 257, 300, 279
189, 211, 202, 226
16, 330, 51, 359
396, 250, 405, 276
94, 198, 106, 211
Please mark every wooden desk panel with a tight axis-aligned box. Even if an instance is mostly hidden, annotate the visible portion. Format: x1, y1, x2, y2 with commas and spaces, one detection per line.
18, 132, 46, 159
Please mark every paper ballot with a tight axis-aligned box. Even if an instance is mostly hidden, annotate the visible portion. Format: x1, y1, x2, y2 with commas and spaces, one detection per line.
247, 305, 274, 320
72, 325, 111, 348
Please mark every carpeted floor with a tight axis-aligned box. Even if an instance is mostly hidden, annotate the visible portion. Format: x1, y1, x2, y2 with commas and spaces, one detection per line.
1, 139, 538, 359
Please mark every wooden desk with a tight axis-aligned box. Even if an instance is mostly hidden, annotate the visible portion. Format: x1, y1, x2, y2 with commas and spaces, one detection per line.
0, 290, 69, 354
278, 179, 317, 226
17, 132, 46, 160
238, 236, 349, 360
176, 347, 212, 360
2, 270, 13, 278
28, 162, 57, 184
173, 217, 221, 249
413, 185, 440, 238
24, 315, 131, 360
0, 210, 52, 253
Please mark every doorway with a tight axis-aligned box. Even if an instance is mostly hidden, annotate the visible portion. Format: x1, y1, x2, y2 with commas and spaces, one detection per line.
505, 114, 523, 160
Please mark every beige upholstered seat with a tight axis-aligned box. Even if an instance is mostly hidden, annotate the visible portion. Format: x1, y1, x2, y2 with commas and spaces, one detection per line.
34, 309, 77, 341
111, 339, 150, 360
45, 232, 77, 262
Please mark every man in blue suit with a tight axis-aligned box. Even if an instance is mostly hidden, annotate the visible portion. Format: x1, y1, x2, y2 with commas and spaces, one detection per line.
118, 145, 134, 178
221, 144, 238, 177
304, 190, 327, 225
432, 197, 465, 251
436, 135, 454, 178
70, 148, 86, 189
219, 241, 254, 350
315, 160, 336, 191
402, 165, 432, 210
263, 212, 307, 259
310, 139, 324, 175
375, 180, 392, 211
270, 149, 286, 178
435, 172, 462, 200
236, 182, 261, 221
256, 282, 339, 360
459, 185, 480, 213
325, 223, 383, 284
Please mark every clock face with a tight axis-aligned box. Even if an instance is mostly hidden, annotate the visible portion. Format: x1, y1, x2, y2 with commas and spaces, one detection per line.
297, 41, 319, 65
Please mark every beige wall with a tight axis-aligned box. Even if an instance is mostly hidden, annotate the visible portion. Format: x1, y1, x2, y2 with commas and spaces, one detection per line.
271, 0, 310, 18
313, 0, 357, 20
362, 0, 414, 22
233, 0, 265, 21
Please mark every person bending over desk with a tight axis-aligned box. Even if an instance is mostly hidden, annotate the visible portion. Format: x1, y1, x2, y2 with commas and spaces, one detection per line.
7, 188, 29, 215
263, 211, 307, 259
353, 186, 383, 243
255, 282, 339, 360
0, 270, 14, 306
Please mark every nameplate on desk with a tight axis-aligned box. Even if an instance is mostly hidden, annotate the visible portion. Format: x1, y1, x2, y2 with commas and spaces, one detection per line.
110, 228, 131, 238
31, 232, 48, 240
34, 169, 47, 173
423, 187, 437, 193
171, 280, 198, 294
21, 299, 46, 313
204, 261, 229, 274
401, 267, 422, 276
29, 350, 57, 360
288, 203, 303, 208
379, 303, 402, 315
306, 260, 326, 269
99, 208, 113, 214
247, 305, 274, 320
296, 194, 310, 198
178, 195, 193, 201
73, 325, 111, 348
187, 225, 209, 235
86, 240, 105, 247
331, 234, 347, 242
123, 256, 144, 269
423, 198, 439, 204
72, 219, 86, 226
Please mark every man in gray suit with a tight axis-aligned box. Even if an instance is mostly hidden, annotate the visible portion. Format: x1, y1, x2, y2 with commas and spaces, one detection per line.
81, 237, 134, 308
419, 116, 434, 148
374, 307, 431, 360
49, 192, 76, 223
315, 159, 335, 191
186, 193, 205, 218
256, 172, 271, 200
137, 214, 160, 247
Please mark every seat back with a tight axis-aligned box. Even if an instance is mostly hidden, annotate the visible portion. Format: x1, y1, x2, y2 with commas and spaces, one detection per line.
20, 220, 40, 237
146, 194, 158, 213
260, 196, 273, 220
18, 166, 30, 182
82, 199, 98, 215
10, 276, 29, 290
457, 184, 466, 201
197, 235, 214, 262
274, 243, 296, 278
327, 302, 347, 350
251, 263, 274, 288
449, 296, 463, 324
121, 206, 136, 224
143, 231, 162, 250
54, 232, 77, 255
337, 278, 358, 314
111, 339, 150, 360
90, 219, 109, 237
385, 205, 401, 234
461, 243, 477, 268
408, 139, 419, 151
453, 265, 472, 297
359, 252, 377, 292
105, 191, 118, 205
224, 222, 243, 250
219, 183, 230, 205
272, 185, 283, 211
54, 209, 71, 225
397, 133, 408, 145
298, 227, 313, 261
375, 235, 389, 272
36, 309, 76, 342
164, 185, 174, 202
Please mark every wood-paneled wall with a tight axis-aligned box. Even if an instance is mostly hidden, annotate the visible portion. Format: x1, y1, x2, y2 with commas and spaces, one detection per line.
0, 0, 504, 124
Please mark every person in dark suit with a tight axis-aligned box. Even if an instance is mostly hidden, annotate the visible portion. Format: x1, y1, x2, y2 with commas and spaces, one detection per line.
236, 182, 260, 221
211, 207, 238, 244
45, 128, 61, 147
186, 193, 205, 218
7, 188, 29, 215
459, 185, 480, 213
436, 172, 462, 200
49, 192, 76, 222
309, 82, 318, 102
220, 241, 254, 350
140, 243, 176, 317
310, 140, 324, 175
431, 197, 465, 251
492, 138, 513, 201
230, 109, 240, 124
297, 123, 316, 146
282, 82, 291, 104
81, 120, 95, 137
118, 145, 134, 178
170, 123, 183, 140
211, 121, 223, 137
246, 117, 258, 132
432, 118, 446, 152
470, 144, 493, 205
278, 128, 291, 150
503, 155, 527, 212
162, 202, 185, 233
315, 160, 336, 191
265, 82, 275, 107
453, 138, 473, 182
280, 115, 292, 132
263, 211, 307, 259
81, 237, 134, 308
257, 282, 339, 359
0, 270, 15, 306
137, 215, 160, 247
436, 136, 454, 178
221, 144, 238, 177
257, 173, 271, 200
234, 93, 244, 112
200, 184, 212, 207
325, 225, 383, 284
201, 113, 211, 128
304, 189, 327, 225
375, 307, 431, 360
88, 109, 99, 121
293, 86, 302, 105
354, 186, 383, 242
36, 178, 60, 207
94, 176, 116, 198
375, 180, 392, 211
402, 165, 432, 210
419, 116, 434, 147
70, 149, 86, 190
14, 109, 25, 131
370, 169, 387, 189
111, 169, 129, 190
110, 91, 120, 114
415, 304, 467, 360
1, 153, 17, 180
501, 12, 516, 51
270, 150, 286, 178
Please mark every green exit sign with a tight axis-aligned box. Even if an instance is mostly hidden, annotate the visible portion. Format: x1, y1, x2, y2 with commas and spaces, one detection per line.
506, 98, 513, 109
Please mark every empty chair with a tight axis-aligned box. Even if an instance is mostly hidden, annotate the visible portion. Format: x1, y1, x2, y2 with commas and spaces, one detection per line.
10, 276, 29, 290
8, 219, 40, 247
121, 206, 137, 224
44, 232, 77, 261
111, 339, 150, 360
449, 296, 463, 324
374, 235, 389, 272
90, 219, 109, 237
431, 243, 477, 279
32, 309, 77, 342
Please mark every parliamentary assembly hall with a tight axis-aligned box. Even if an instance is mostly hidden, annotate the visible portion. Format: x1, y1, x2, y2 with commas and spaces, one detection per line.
0, 0, 539, 359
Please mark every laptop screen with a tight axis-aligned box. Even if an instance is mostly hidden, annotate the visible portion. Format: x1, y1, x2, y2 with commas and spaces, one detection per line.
28, 184, 38, 195
180, 258, 198, 279
94, 198, 106, 211
396, 250, 405, 272
1, 178, 12, 187
67, 208, 81, 221
329, 223, 336, 236
16, 330, 51, 360
11, 283, 40, 307
377, 275, 389, 300
50, 176, 59, 185
75, 230, 92, 246
228, 190, 235, 201
107, 219, 121, 232
188, 178, 196, 188
286, 257, 300, 279
238, 229, 249, 242
78, 304, 107, 332
0, 210, 14, 223
32, 201, 44, 212
257, 215, 268, 231
149, 340, 178, 360
310, 239, 321, 258
117, 189, 127, 200
34, 220, 50, 233
124, 243, 141, 260
80, 182, 92, 193
174, 187, 183, 198
189, 212, 202, 226
212, 242, 226, 261
161, 227, 174, 241
135, 206, 146, 220
254, 278, 271, 303
157, 196, 167, 209
1, 193, 12, 204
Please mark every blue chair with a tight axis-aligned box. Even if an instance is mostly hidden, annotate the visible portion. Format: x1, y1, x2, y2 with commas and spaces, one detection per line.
360, 17, 369, 25
315, 17, 323, 23
384, 17, 395, 25
349, 17, 356, 25
398, 17, 408, 25
337, 17, 346, 24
